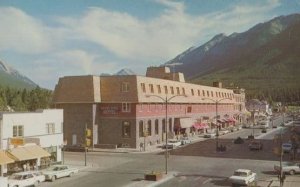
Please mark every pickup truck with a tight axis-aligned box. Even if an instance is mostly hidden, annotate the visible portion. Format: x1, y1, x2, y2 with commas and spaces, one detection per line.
274, 162, 300, 175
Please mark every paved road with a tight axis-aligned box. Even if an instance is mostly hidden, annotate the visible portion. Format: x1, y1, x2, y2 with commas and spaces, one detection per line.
38, 116, 297, 187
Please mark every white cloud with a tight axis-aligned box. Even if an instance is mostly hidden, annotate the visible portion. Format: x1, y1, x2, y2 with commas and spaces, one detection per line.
0, 7, 52, 54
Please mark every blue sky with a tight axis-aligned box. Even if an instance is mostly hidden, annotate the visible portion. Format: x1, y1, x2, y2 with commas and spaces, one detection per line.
0, 0, 299, 89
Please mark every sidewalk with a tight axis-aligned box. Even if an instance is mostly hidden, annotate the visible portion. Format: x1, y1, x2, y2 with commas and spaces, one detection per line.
256, 176, 300, 187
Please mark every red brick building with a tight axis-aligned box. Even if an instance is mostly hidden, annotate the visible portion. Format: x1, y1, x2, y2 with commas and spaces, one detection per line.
53, 67, 246, 149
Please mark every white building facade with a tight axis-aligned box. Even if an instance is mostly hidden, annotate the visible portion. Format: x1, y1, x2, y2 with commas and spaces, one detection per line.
0, 109, 63, 176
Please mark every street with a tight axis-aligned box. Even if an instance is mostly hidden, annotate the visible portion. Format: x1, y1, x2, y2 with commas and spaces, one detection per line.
39, 116, 298, 187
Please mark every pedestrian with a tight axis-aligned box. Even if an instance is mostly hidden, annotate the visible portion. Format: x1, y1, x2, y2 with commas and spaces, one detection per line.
140, 142, 143, 152
26, 162, 30, 171
23, 163, 27, 171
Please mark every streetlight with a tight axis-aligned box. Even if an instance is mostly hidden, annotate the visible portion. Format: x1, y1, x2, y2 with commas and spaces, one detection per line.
202, 97, 232, 152
146, 94, 187, 174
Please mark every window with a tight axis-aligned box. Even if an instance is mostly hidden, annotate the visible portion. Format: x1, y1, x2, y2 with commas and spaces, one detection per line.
157, 85, 161, 94
207, 91, 210, 97
122, 121, 131, 138
147, 120, 152, 136
141, 83, 146, 93
170, 86, 174, 94
182, 88, 185, 95
187, 106, 192, 113
211, 91, 213, 97
155, 119, 159, 135
176, 87, 180, 95
139, 121, 144, 137
46, 123, 55, 134
13, 125, 24, 137
169, 118, 172, 132
198, 90, 201, 96
164, 86, 168, 94
191, 89, 194, 96
202, 90, 205, 97
121, 82, 129, 92
149, 84, 154, 93
122, 102, 131, 112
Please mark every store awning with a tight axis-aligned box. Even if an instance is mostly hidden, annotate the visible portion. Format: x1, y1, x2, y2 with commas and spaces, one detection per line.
0, 150, 14, 165
193, 123, 209, 129
8, 145, 50, 161
25, 145, 51, 158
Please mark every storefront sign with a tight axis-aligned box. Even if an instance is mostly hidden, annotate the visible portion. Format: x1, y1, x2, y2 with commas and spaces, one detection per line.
100, 106, 119, 115
10, 138, 24, 146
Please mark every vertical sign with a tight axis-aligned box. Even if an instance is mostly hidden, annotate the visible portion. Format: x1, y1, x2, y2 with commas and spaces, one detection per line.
92, 104, 98, 145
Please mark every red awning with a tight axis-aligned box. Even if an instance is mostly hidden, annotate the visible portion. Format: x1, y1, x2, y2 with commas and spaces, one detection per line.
229, 118, 237, 122
193, 123, 208, 129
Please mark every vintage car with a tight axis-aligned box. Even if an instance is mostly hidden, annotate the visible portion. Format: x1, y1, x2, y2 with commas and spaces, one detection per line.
204, 132, 216, 138
274, 162, 300, 175
8, 171, 45, 187
42, 165, 79, 182
162, 139, 181, 149
229, 169, 256, 186
180, 137, 192, 145
249, 141, 263, 150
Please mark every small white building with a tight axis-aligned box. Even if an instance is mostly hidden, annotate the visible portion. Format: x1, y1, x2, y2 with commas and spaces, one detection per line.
0, 109, 63, 176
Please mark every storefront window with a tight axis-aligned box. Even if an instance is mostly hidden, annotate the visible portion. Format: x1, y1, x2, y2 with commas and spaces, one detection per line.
122, 121, 131, 138
155, 120, 159, 134
147, 120, 152, 136
139, 121, 144, 137
13, 125, 24, 137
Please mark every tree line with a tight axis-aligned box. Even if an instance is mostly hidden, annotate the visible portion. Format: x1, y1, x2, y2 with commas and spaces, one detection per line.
0, 86, 53, 112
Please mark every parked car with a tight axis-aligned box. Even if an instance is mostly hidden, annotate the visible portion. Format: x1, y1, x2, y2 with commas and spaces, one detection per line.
228, 169, 256, 186
180, 137, 192, 145
42, 165, 79, 182
282, 143, 293, 153
204, 132, 216, 138
249, 141, 263, 150
8, 171, 45, 187
219, 130, 229, 135
274, 162, 300, 175
261, 128, 267, 133
162, 139, 181, 149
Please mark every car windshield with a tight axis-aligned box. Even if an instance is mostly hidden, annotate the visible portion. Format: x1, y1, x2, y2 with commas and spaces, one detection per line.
9, 174, 23, 180
234, 171, 247, 176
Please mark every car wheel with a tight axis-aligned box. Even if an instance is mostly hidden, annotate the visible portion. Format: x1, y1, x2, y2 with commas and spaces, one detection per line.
34, 181, 40, 186
289, 170, 296, 175
51, 175, 56, 182
69, 172, 74, 177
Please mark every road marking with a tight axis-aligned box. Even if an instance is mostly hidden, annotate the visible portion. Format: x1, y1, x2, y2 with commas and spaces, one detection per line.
194, 176, 202, 181
177, 176, 187, 182
203, 178, 211, 184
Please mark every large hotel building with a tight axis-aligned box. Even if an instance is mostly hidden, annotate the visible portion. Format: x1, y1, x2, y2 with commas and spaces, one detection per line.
53, 66, 246, 149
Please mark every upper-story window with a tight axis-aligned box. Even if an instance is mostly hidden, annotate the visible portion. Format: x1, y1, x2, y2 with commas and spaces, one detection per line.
182, 88, 185, 95
198, 90, 201, 96
187, 106, 192, 113
122, 102, 131, 112
164, 86, 168, 94
211, 91, 214, 97
121, 82, 129, 92
176, 87, 180, 95
202, 90, 205, 97
170, 86, 174, 94
46, 123, 55, 134
215, 92, 218, 97
141, 83, 146, 93
207, 91, 210, 97
13, 125, 24, 137
222, 93, 224, 98
191, 89, 194, 96
157, 85, 161, 94
149, 84, 154, 93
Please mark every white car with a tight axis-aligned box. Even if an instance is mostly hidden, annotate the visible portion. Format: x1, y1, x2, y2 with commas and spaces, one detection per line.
274, 162, 300, 175
229, 169, 256, 186
180, 137, 192, 145
8, 171, 45, 187
162, 139, 181, 149
219, 130, 229, 135
42, 165, 79, 182
204, 132, 216, 138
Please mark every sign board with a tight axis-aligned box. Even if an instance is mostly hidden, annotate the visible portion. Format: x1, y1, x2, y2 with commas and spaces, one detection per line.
10, 138, 24, 146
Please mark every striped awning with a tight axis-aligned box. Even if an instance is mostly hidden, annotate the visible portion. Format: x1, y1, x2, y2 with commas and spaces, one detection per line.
0, 150, 14, 165
8, 145, 50, 161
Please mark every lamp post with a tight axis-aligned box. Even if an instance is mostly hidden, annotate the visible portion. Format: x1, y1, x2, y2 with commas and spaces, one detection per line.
202, 97, 232, 152
146, 94, 187, 174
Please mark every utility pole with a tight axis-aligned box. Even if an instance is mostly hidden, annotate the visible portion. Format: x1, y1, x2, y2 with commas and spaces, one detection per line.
85, 123, 87, 166
279, 128, 283, 187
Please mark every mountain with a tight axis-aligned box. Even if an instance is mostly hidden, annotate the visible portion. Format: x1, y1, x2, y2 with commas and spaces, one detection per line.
115, 68, 136, 75
0, 60, 38, 89
165, 14, 300, 99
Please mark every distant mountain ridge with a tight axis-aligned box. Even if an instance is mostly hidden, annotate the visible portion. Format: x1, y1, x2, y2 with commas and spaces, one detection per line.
165, 14, 300, 96
0, 60, 37, 89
